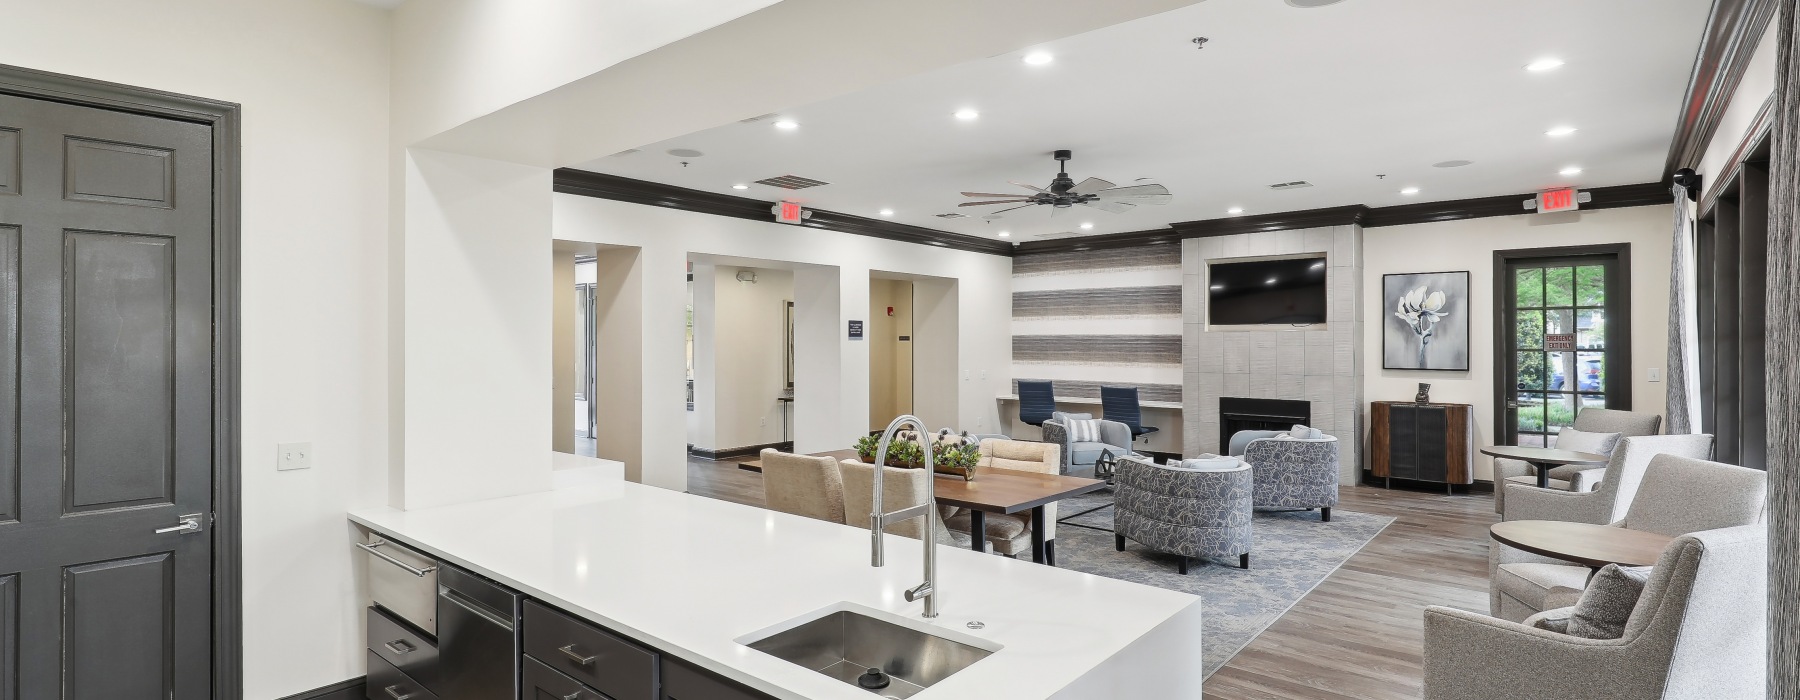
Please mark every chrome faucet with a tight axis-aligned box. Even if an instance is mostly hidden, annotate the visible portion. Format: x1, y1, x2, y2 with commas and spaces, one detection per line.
869, 415, 940, 618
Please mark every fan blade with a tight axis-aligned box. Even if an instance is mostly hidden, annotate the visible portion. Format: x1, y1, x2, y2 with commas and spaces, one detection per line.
1093, 183, 1173, 204
1009, 180, 1051, 193
985, 204, 1036, 217
958, 199, 1032, 207
961, 191, 1027, 198
1080, 200, 1138, 215
1069, 177, 1117, 195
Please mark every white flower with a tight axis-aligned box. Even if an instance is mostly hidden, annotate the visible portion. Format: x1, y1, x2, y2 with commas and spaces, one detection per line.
1396, 285, 1452, 334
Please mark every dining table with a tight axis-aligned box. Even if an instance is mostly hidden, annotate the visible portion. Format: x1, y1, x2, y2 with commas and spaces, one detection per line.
738, 450, 1107, 565
1479, 445, 1609, 489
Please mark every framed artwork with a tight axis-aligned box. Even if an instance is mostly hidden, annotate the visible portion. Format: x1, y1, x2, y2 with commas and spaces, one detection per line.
1383, 270, 1471, 371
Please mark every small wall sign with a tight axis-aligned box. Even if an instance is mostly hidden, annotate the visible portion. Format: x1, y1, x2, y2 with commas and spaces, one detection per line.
1545, 333, 1576, 351
848, 320, 864, 339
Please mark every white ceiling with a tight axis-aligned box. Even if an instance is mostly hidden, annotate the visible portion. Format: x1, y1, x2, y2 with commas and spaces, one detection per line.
573, 0, 1711, 243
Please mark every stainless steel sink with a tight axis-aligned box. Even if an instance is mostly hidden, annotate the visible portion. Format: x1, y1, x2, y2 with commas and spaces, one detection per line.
741, 607, 997, 698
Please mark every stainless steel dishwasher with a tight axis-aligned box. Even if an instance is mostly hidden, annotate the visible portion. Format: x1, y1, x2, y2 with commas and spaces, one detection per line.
436, 564, 522, 700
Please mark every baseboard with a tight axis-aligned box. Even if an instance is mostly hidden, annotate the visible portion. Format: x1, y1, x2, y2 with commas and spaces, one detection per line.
1357, 472, 1493, 494
690, 441, 793, 460
277, 677, 364, 700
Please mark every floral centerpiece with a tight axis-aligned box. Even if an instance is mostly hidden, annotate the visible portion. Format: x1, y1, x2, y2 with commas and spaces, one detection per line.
855, 429, 983, 481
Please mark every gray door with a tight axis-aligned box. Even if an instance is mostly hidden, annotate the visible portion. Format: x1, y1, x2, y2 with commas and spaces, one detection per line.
0, 92, 214, 698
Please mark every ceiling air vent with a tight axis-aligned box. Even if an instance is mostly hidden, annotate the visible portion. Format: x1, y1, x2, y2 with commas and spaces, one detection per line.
610, 148, 640, 157
754, 174, 831, 190
739, 113, 780, 123
1268, 180, 1314, 190
935, 213, 970, 219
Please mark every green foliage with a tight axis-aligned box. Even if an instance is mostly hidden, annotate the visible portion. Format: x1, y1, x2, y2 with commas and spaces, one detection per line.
855, 434, 882, 460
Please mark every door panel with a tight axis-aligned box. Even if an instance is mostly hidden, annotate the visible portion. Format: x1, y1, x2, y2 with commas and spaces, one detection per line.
1499, 254, 1622, 448
65, 231, 175, 513
0, 91, 212, 699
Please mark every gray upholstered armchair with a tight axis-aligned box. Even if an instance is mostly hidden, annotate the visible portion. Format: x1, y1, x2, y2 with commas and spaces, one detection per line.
1430, 525, 1766, 700
1229, 429, 1340, 522
1493, 408, 1662, 515
1500, 434, 1715, 526
1489, 453, 1766, 622
1041, 411, 1132, 477
1112, 454, 1252, 573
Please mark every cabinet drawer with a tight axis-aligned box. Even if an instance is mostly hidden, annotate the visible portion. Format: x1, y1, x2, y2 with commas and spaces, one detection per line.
367, 650, 441, 700
368, 607, 439, 689
524, 600, 659, 700
662, 657, 776, 700
524, 655, 607, 700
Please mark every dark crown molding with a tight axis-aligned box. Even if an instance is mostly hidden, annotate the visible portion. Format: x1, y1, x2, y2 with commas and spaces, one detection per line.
1014, 182, 1669, 255
553, 169, 1014, 257
1663, 0, 1779, 180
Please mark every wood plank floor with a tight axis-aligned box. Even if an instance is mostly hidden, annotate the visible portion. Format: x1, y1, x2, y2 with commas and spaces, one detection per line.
685, 457, 1497, 700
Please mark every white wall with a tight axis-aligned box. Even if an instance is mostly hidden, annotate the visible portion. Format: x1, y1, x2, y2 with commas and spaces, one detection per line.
694, 266, 794, 451
1362, 205, 1674, 481
0, 1, 392, 696
554, 195, 1012, 485
913, 277, 962, 431
1697, 19, 1780, 195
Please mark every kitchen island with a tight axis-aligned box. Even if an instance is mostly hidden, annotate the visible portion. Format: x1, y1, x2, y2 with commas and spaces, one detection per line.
349, 478, 1203, 699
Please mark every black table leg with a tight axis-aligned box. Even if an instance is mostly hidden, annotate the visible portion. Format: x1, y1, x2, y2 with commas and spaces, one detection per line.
1533, 460, 1550, 489
1045, 539, 1056, 567
1031, 506, 1048, 564
969, 510, 987, 553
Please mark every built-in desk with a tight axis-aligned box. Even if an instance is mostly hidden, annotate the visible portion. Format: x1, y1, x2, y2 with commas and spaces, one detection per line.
995, 394, 1184, 454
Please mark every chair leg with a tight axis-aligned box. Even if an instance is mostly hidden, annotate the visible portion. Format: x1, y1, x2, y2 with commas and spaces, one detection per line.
1177, 556, 1189, 575
1114, 534, 1126, 551
1240, 553, 1250, 569
1321, 507, 1331, 522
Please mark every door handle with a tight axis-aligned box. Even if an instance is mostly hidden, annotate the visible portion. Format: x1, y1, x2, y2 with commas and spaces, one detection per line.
357, 539, 438, 577
559, 644, 598, 666
154, 514, 203, 535
382, 685, 415, 700
383, 639, 415, 655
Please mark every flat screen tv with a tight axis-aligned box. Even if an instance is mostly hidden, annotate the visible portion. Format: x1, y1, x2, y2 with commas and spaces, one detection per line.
1208, 256, 1328, 325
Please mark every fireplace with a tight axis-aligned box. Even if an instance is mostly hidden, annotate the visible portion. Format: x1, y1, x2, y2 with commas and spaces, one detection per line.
1220, 397, 1312, 453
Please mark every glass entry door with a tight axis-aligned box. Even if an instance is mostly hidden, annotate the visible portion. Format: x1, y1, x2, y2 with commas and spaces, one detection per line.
1500, 252, 1625, 447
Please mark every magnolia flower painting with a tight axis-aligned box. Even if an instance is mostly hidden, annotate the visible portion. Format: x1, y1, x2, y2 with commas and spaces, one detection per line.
1383, 271, 1470, 371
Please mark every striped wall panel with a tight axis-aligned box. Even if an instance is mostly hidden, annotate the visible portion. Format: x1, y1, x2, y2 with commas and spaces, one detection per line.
1013, 286, 1181, 318
1011, 245, 1182, 412
1013, 335, 1181, 365
1013, 245, 1181, 276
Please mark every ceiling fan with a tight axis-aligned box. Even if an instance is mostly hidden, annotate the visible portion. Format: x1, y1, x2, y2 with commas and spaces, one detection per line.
959, 149, 1173, 218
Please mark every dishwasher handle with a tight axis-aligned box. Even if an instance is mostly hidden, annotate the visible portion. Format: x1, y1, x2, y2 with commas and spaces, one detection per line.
358, 539, 439, 577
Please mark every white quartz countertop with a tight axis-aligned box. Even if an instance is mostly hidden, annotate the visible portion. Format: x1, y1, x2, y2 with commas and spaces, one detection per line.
348, 479, 1203, 700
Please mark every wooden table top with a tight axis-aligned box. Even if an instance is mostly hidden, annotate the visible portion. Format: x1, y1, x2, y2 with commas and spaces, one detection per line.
1490, 520, 1675, 570
1479, 445, 1609, 466
739, 450, 1106, 515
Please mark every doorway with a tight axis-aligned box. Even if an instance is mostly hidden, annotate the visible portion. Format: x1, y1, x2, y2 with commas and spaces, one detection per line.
1495, 245, 1631, 448
869, 277, 915, 430
0, 69, 240, 698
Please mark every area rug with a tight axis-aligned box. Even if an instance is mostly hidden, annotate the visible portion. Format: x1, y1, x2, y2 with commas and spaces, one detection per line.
1052, 489, 1394, 678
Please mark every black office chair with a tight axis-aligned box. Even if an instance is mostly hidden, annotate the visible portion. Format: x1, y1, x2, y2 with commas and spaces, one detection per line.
1017, 380, 1056, 427
1101, 386, 1158, 439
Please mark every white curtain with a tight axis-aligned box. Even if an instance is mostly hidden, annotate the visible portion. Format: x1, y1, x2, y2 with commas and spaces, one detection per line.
1665, 185, 1701, 434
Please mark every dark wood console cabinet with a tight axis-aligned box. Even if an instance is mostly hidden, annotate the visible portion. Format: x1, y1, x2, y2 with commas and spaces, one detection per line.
1370, 401, 1473, 491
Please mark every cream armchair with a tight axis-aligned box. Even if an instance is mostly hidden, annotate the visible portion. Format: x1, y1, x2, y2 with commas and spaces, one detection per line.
944, 439, 1060, 559
1493, 408, 1662, 515
759, 449, 847, 523
839, 460, 968, 547
1430, 525, 1766, 700
1500, 435, 1714, 526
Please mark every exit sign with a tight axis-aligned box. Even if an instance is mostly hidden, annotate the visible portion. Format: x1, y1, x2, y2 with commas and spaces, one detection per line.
1536, 188, 1579, 213
774, 201, 806, 225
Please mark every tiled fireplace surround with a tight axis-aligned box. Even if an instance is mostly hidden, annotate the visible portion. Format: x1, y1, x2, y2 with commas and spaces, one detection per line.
1182, 225, 1365, 481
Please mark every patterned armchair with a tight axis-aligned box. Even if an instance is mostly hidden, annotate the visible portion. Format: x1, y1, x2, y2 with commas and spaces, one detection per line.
1041, 411, 1133, 477
1112, 454, 1252, 574
1231, 430, 1340, 522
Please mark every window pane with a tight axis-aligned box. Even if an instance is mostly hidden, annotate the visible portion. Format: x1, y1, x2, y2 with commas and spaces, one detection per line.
1516, 310, 1545, 348
1576, 265, 1605, 306
1516, 351, 1547, 390
1576, 351, 1606, 393
1546, 308, 1575, 337
1577, 309, 1606, 349
1547, 351, 1576, 391
1517, 392, 1546, 435
1546, 393, 1577, 434
1545, 267, 1574, 306
1516, 268, 1545, 307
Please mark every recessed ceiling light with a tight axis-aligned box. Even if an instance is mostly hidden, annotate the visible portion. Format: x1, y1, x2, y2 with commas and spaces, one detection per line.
1079, 222, 1093, 230
773, 120, 798, 130
1546, 125, 1577, 137
879, 209, 894, 217
998, 231, 1011, 238
1023, 52, 1054, 66
1432, 160, 1474, 168
1400, 187, 1421, 195
1227, 207, 1244, 215
1559, 166, 1583, 176
1525, 58, 1565, 72
1284, 0, 1345, 6
954, 109, 980, 121
731, 184, 749, 190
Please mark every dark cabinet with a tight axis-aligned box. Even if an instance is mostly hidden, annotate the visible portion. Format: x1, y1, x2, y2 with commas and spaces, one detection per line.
1370, 402, 1472, 488
662, 657, 778, 700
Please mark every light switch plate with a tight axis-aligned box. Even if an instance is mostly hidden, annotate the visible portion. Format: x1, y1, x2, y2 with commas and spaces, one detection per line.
277, 442, 312, 471
1647, 367, 1663, 383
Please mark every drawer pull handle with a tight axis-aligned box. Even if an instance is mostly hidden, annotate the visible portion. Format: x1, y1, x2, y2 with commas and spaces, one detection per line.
383, 685, 416, 700
357, 539, 438, 577
559, 644, 598, 666
562, 693, 583, 700
383, 639, 415, 655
